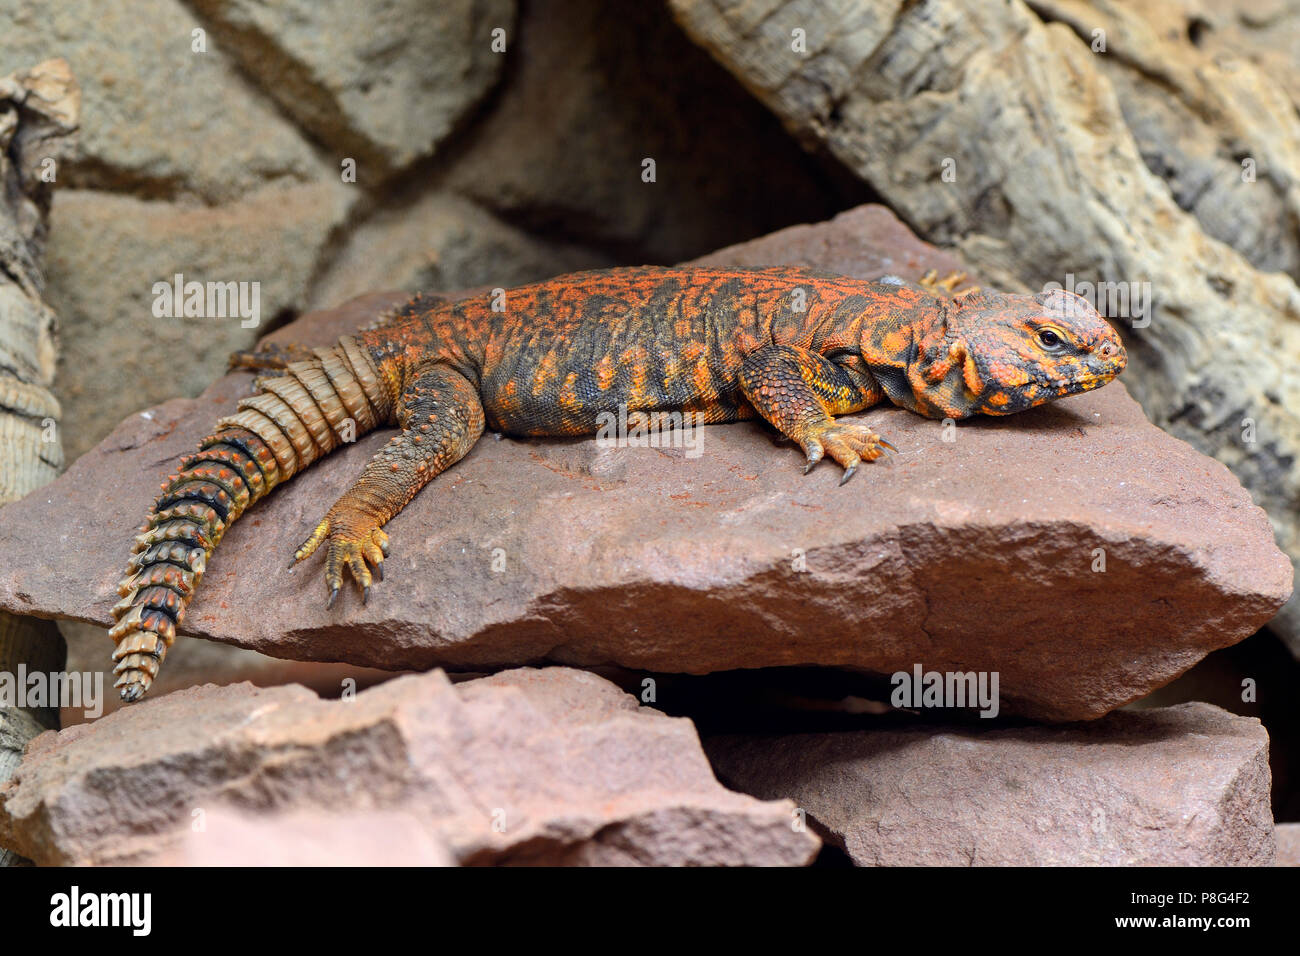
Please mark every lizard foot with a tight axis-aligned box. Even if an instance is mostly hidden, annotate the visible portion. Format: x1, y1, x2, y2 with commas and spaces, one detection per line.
800, 421, 895, 485
290, 514, 389, 607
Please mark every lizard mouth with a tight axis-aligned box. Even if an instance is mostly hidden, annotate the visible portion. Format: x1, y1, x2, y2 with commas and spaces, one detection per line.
1062, 370, 1121, 391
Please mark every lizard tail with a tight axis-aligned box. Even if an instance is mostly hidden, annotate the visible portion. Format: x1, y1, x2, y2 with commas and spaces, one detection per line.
109, 335, 393, 702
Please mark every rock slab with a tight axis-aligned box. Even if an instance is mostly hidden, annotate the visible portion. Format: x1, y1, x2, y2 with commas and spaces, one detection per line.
0, 206, 1291, 722
0, 666, 818, 866
190, 0, 515, 177
706, 702, 1275, 866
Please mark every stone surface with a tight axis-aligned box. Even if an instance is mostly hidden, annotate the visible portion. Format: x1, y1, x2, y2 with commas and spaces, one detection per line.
1202, 1, 1300, 107
0, 667, 819, 866
307, 191, 613, 312
189, 0, 515, 177
0, 206, 1291, 722
1029, 0, 1300, 277
706, 702, 1275, 866
668, 0, 1300, 654
0, 0, 327, 203
1276, 822, 1300, 866
46, 183, 352, 460
0, 56, 76, 501
443, 0, 851, 263
155, 807, 456, 866
0, 2, 363, 461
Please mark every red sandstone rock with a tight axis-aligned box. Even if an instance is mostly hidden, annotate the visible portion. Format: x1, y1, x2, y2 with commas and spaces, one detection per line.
0, 667, 818, 866
706, 702, 1274, 866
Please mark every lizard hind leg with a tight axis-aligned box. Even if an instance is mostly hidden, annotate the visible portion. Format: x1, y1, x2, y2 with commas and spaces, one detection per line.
292, 362, 485, 607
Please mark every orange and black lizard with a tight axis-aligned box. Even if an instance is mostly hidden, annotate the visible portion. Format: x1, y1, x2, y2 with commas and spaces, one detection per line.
109, 266, 1127, 701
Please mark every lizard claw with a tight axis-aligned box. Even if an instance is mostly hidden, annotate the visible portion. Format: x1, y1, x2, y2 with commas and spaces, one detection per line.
303, 516, 391, 608
839, 465, 857, 486
803, 444, 824, 474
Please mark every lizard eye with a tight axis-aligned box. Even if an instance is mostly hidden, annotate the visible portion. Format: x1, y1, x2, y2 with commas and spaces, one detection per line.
1036, 327, 1066, 351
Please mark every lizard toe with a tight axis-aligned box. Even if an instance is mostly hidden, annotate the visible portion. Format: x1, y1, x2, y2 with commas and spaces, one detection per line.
821, 435, 862, 475
291, 517, 330, 566
801, 438, 825, 474
316, 519, 388, 606
346, 551, 372, 591
834, 422, 890, 462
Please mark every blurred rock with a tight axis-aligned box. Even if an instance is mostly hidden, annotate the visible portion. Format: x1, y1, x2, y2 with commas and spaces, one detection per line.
669, 0, 1300, 655
0, 0, 326, 202
45, 182, 353, 460
189, 0, 515, 178
0, 56, 76, 500
1029, 0, 1300, 277
1201, 1, 1300, 106
307, 191, 612, 311
443, 0, 852, 262
0, 667, 819, 866
707, 702, 1274, 865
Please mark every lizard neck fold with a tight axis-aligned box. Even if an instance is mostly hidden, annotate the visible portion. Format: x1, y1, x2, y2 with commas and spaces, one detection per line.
861, 297, 972, 419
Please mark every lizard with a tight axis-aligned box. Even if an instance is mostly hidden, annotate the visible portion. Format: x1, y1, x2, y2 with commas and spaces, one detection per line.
108, 265, 1127, 702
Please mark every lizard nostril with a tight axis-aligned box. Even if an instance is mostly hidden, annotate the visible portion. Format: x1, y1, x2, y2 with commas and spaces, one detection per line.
1098, 342, 1116, 358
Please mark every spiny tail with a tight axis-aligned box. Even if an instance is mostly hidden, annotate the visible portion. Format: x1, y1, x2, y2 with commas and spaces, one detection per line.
110, 335, 392, 702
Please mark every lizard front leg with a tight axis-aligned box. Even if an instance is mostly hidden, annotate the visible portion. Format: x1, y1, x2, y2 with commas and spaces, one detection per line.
738, 344, 892, 484
291, 361, 485, 606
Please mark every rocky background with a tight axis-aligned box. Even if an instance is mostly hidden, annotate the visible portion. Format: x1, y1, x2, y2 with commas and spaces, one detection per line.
0, 0, 1298, 865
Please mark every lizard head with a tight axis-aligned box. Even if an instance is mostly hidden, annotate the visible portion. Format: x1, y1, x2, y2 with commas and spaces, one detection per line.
904, 288, 1127, 418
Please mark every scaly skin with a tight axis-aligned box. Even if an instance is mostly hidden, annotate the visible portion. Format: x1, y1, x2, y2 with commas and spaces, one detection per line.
110, 266, 1126, 701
